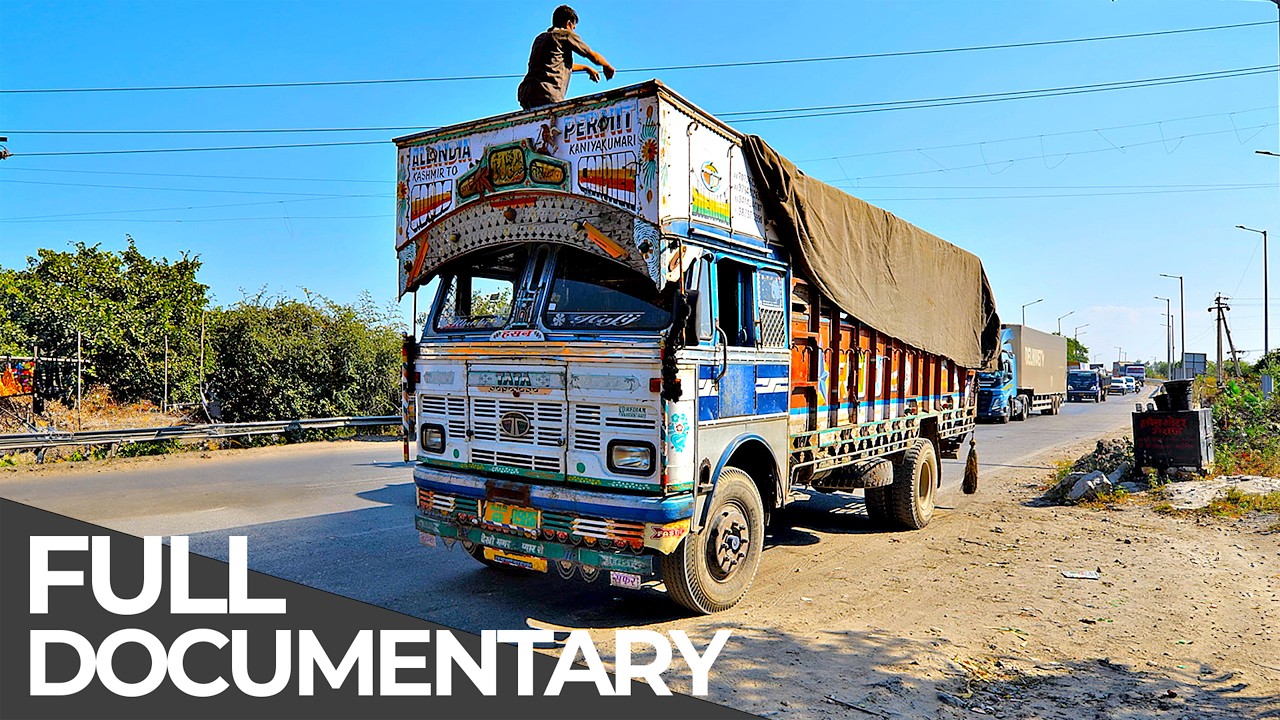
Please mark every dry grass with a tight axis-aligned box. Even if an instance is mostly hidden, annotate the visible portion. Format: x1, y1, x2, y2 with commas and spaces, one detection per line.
0, 385, 187, 434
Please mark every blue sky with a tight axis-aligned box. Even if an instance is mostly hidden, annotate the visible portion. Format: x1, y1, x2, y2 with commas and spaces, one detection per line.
3, 0, 1279, 366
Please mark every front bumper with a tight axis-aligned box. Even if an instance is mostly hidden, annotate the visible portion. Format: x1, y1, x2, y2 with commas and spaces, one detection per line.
413, 463, 696, 579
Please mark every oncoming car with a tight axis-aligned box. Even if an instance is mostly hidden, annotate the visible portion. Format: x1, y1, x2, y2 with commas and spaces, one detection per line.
1109, 376, 1129, 395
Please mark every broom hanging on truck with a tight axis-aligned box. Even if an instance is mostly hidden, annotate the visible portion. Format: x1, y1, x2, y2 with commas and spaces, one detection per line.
395, 81, 1001, 613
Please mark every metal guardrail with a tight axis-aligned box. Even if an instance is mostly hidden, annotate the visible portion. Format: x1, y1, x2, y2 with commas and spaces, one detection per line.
0, 416, 400, 453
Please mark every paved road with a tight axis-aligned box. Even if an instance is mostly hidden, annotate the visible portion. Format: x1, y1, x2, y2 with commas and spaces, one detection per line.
0, 388, 1149, 632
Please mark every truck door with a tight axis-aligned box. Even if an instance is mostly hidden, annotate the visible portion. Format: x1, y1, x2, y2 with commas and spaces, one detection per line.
698, 257, 788, 422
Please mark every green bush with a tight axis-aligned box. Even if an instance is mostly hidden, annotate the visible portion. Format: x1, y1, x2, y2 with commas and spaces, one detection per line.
1210, 377, 1280, 476
0, 237, 208, 405
206, 293, 401, 423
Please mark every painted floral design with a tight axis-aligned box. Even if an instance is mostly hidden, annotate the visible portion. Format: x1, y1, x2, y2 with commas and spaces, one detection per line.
667, 413, 689, 453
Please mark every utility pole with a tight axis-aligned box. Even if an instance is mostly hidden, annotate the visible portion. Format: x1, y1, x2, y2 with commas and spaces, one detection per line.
76, 331, 83, 431
163, 334, 169, 414
1210, 295, 1236, 384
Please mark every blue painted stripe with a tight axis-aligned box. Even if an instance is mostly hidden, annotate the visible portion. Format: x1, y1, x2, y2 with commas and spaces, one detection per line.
756, 364, 788, 378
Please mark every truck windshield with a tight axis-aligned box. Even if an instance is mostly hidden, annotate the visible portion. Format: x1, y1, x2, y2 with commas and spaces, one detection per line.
1067, 372, 1096, 389
431, 245, 526, 332
543, 248, 669, 332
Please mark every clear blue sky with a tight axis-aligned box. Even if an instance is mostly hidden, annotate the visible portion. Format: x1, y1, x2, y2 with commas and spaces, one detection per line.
3, 0, 1279, 367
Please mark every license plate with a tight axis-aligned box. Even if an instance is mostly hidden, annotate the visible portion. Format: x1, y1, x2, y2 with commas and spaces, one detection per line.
484, 501, 541, 530
483, 548, 548, 572
609, 571, 642, 589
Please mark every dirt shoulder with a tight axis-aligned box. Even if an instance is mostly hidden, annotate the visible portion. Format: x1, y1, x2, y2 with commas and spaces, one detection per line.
584, 433, 1280, 719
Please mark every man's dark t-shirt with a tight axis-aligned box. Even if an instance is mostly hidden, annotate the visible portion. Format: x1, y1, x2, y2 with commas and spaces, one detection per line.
518, 27, 595, 110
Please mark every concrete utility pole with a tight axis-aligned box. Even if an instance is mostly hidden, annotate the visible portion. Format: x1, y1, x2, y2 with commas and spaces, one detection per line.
1210, 295, 1232, 385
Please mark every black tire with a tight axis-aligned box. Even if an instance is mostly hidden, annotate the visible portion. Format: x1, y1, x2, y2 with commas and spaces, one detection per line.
864, 486, 892, 523
660, 467, 764, 614
998, 399, 1011, 424
1012, 395, 1028, 422
888, 439, 938, 530
1046, 397, 1060, 416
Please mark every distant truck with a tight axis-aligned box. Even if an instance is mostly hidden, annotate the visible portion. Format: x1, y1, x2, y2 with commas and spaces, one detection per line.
1124, 364, 1147, 388
1067, 369, 1108, 403
977, 324, 1068, 422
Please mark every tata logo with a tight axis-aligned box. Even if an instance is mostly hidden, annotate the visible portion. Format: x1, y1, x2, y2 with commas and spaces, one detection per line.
497, 372, 533, 387
499, 411, 532, 438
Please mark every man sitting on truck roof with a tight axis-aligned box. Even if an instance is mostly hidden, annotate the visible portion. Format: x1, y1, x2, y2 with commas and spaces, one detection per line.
517, 5, 615, 110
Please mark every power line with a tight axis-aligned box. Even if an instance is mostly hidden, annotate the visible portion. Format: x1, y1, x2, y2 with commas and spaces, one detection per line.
0, 196, 384, 222
0, 178, 391, 198
7, 71, 1273, 138
843, 123, 1275, 181
0, 166, 393, 185
728, 66, 1277, 123
4, 107, 1271, 188
855, 185, 1278, 201
13, 139, 385, 158
2, 20, 1269, 95
792, 106, 1277, 163
2, 125, 437, 136
0, 214, 390, 224
7, 68, 1273, 158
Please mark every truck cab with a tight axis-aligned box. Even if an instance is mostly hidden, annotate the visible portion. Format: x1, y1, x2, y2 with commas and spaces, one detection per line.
1067, 369, 1107, 403
977, 328, 1027, 422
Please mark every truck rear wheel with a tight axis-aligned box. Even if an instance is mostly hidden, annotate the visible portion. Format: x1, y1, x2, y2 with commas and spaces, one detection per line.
864, 486, 892, 523
659, 467, 763, 614
889, 439, 938, 530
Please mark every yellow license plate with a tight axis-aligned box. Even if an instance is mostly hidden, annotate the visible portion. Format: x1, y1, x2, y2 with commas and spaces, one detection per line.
484, 501, 541, 530
483, 548, 548, 572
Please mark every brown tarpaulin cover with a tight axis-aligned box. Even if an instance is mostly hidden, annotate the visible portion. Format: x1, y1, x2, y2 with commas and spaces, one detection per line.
743, 135, 1001, 370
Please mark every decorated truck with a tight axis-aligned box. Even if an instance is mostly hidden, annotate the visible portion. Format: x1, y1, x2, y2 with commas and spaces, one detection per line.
396, 81, 1000, 613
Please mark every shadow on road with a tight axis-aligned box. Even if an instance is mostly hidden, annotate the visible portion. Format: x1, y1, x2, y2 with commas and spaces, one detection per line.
184, 480, 950, 634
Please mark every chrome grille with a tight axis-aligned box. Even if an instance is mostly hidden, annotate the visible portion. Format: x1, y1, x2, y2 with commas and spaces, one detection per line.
573, 404, 602, 452
419, 394, 466, 437
472, 398, 564, 447
471, 448, 561, 473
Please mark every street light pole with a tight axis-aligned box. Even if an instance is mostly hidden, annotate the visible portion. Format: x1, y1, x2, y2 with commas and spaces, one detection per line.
1152, 294, 1172, 379
1159, 273, 1184, 378
1073, 323, 1089, 340
1236, 226, 1269, 360
1022, 298, 1044, 326
1056, 310, 1075, 335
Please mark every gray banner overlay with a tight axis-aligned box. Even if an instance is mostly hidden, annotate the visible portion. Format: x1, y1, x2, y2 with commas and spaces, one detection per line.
0, 498, 756, 719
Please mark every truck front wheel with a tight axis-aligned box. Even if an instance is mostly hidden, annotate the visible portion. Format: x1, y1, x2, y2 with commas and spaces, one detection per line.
660, 467, 764, 614
889, 439, 938, 530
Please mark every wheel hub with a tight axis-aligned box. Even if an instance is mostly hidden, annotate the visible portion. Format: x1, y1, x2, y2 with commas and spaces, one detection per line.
707, 506, 750, 580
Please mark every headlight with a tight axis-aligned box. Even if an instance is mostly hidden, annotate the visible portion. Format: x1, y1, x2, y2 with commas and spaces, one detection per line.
608, 441, 654, 475
420, 424, 445, 453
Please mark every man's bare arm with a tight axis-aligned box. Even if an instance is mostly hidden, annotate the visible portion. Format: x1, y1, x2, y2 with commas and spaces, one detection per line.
572, 63, 602, 82
579, 49, 615, 80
